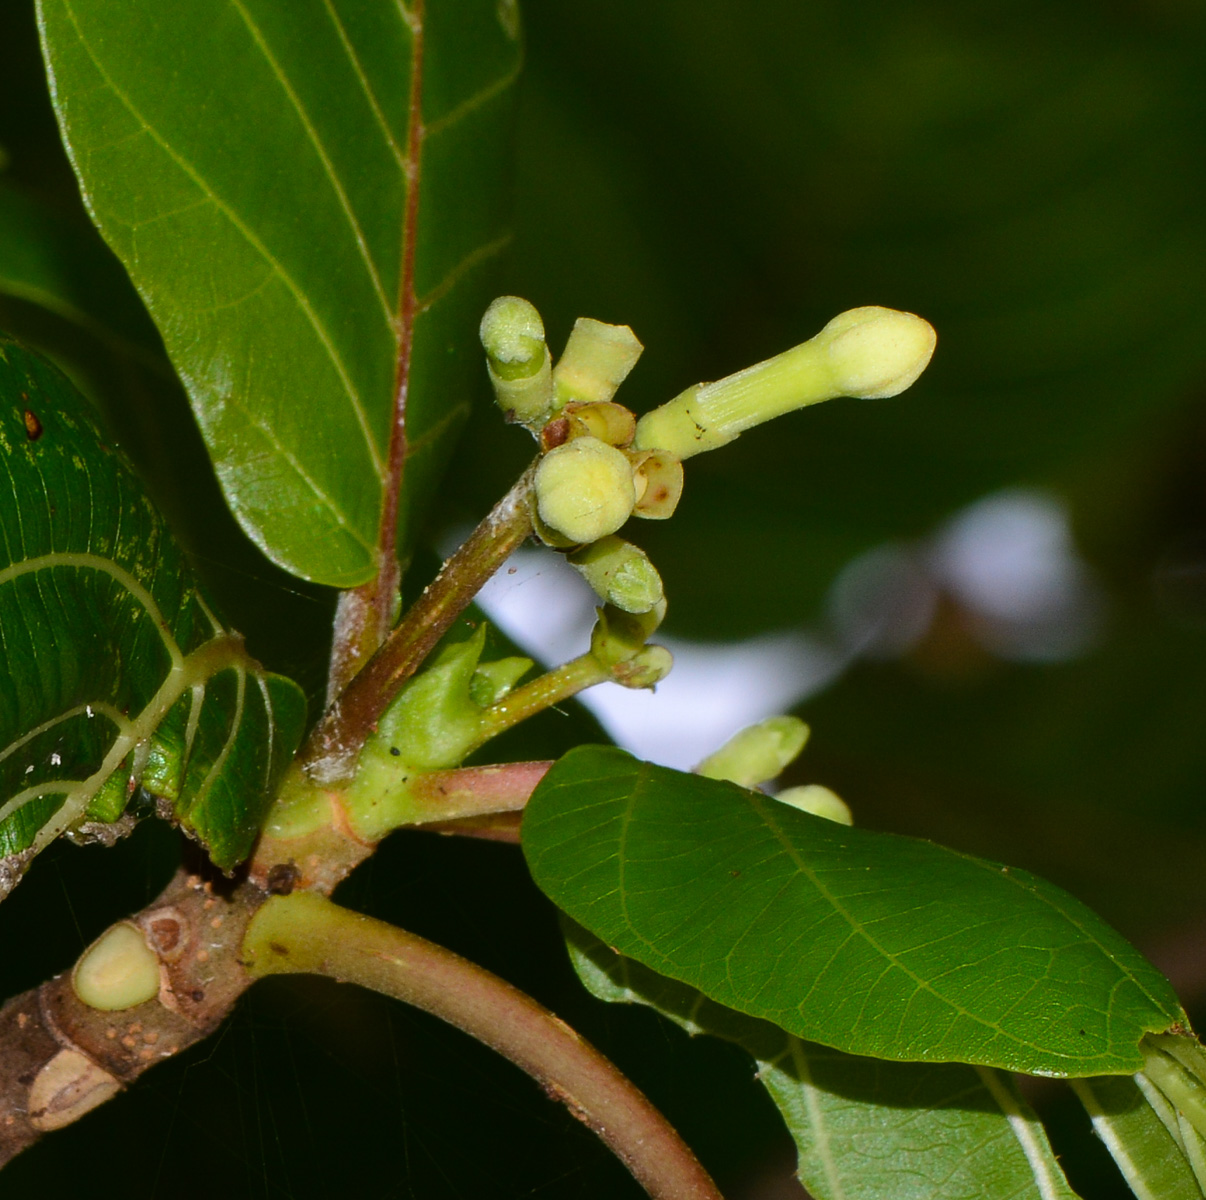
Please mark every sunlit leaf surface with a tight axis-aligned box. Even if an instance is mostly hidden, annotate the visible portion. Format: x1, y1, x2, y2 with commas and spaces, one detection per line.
38, 0, 520, 585
0, 337, 305, 895
524, 746, 1183, 1076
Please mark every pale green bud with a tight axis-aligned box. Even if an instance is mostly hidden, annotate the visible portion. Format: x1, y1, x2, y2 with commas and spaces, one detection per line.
589, 602, 667, 668
533, 437, 637, 545
697, 716, 810, 788
469, 655, 533, 707
775, 784, 853, 825
569, 536, 665, 614
72, 922, 160, 1011
634, 306, 936, 460
611, 644, 674, 689
553, 318, 644, 408
480, 295, 553, 427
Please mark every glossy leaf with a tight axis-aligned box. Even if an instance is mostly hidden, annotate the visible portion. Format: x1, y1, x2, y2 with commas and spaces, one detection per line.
37, 0, 520, 585
569, 922, 1080, 1200
1071, 1075, 1204, 1200
523, 746, 1183, 1076
0, 336, 305, 895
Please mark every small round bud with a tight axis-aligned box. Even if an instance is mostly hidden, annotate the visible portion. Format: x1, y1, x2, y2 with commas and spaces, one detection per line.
697, 716, 810, 788
611, 644, 673, 689
569, 536, 665, 614
534, 437, 637, 545
72, 921, 160, 1011
820, 306, 937, 399
590, 602, 667, 667
480, 296, 553, 427
776, 784, 853, 825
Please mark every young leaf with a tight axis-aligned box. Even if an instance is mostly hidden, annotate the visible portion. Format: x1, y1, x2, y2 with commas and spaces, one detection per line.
523, 746, 1184, 1077
0, 336, 305, 895
37, 0, 521, 585
569, 922, 1080, 1200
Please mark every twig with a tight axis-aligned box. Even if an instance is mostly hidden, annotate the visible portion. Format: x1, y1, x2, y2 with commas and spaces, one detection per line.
244, 892, 725, 1200
301, 465, 536, 786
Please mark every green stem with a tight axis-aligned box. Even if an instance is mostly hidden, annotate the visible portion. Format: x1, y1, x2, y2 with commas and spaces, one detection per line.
1141, 1033, 1206, 1142
302, 465, 536, 786
243, 893, 723, 1200
472, 652, 609, 751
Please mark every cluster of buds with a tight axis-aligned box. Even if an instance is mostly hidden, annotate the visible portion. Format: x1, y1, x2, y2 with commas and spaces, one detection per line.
480, 295, 937, 701
696, 715, 853, 825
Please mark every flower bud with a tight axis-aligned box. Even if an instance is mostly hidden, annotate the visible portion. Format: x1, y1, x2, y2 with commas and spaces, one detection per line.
611, 644, 673, 689
480, 295, 553, 428
775, 784, 853, 825
553, 318, 644, 408
72, 921, 160, 1011
634, 306, 936, 460
589, 603, 667, 668
533, 437, 636, 545
569, 536, 665, 614
696, 716, 810, 788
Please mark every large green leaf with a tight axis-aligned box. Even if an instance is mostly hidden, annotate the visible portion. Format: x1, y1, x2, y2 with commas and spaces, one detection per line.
568, 921, 1080, 1200
523, 746, 1184, 1076
37, 0, 520, 586
0, 335, 306, 895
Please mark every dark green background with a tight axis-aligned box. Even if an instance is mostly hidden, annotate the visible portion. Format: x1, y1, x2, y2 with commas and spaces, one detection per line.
4, 0, 1206, 1195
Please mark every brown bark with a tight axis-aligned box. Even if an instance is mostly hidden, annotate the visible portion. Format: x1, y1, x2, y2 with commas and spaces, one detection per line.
0, 868, 263, 1166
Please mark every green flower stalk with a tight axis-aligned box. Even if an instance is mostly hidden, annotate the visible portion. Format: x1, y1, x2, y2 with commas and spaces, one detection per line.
634, 305, 937, 460
480, 295, 554, 429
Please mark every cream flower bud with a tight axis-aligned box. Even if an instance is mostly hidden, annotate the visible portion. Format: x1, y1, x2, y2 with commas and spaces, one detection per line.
533, 437, 636, 545
480, 295, 553, 428
553, 318, 644, 409
634, 306, 936, 460
72, 921, 160, 1011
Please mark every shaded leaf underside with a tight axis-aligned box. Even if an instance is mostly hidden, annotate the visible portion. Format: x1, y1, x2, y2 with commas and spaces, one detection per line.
568, 922, 1079, 1200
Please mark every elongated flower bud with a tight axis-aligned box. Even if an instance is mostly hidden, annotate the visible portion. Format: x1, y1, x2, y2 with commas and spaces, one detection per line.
533, 436, 636, 545
697, 716, 810, 788
554, 318, 644, 408
480, 295, 554, 428
634, 306, 936, 460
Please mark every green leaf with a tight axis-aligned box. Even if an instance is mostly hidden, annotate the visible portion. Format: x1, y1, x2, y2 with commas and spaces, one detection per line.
522, 745, 1184, 1076
37, 0, 521, 586
1071, 1076, 1205, 1200
0, 181, 165, 369
0, 335, 306, 895
568, 922, 1080, 1200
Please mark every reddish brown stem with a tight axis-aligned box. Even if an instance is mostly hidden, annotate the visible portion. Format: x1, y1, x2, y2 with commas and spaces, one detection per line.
301, 467, 535, 786
245, 893, 724, 1200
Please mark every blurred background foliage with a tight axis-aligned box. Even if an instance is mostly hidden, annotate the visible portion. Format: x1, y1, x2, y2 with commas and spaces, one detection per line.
3, 0, 1206, 1195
